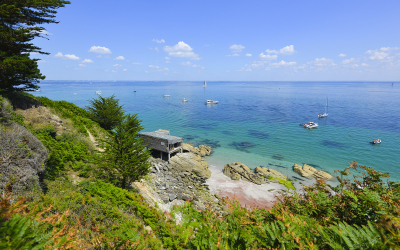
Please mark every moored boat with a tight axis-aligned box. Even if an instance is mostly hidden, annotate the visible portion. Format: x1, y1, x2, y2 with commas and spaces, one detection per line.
370, 139, 381, 144
303, 122, 318, 129
182, 98, 188, 102
205, 100, 218, 105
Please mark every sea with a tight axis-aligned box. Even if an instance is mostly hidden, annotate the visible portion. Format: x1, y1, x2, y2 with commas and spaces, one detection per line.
31, 81, 400, 183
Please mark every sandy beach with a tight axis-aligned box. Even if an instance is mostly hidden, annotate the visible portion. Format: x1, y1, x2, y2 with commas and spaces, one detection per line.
206, 165, 286, 209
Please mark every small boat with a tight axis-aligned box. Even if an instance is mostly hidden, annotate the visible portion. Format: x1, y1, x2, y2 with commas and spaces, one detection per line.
303, 122, 318, 129
371, 139, 381, 144
203, 81, 207, 88
134, 86, 136, 92
182, 98, 188, 102
163, 94, 170, 97
95, 90, 102, 95
205, 100, 218, 105
318, 97, 328, 118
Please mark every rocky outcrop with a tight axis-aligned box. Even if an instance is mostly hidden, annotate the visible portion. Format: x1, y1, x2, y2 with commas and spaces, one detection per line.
223, 162, 264, 185
293, 164, 333, 180
169, 152, 211, 179
255, 166, 288, 183
147, 145, 223, 213
182, 143, 212, 157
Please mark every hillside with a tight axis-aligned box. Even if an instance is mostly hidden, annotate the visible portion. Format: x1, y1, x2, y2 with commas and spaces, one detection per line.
1, 93, 400, 249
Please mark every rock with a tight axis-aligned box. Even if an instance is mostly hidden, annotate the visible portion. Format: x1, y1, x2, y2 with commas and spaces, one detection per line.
181, 194, 191, 201
293, 164, 334, 180
193, 201, 206, 211
198, 145, 212, 156
169, 152, 211, 179
169, 194, 177, 202
144, 226, 153, 234
255, 166, 287, 183
182, 143, 212, 157
223, 162, 265, 185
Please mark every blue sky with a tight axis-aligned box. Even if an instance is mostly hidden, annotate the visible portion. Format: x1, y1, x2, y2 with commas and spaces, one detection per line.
32, 0, 400, 81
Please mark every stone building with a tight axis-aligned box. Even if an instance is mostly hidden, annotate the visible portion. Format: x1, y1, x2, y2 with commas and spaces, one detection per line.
138, 129, 183, 162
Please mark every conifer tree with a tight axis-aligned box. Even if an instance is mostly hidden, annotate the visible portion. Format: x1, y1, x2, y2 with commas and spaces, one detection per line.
86, 94, 124, 131
97, 113, 151, 189
0, 0, 70, 93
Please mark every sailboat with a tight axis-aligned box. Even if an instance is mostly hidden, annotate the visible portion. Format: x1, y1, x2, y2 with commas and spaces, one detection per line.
134, 86, 136, 92
203, 81, 207, 88
318, 97, 328, 118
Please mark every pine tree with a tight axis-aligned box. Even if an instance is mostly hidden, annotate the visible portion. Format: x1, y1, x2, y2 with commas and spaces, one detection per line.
86, 94, 125, 131
0, 0, 70, 93
97, 114, 151, 189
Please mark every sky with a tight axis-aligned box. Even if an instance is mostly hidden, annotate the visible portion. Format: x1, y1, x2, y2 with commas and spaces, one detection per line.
31, 0, 400, 81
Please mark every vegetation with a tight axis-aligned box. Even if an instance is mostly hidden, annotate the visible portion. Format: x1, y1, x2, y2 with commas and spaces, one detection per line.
96, 113, 151, 188
86, 94, 124, 131
1, 92, 400, 249
0, 0, 70, 93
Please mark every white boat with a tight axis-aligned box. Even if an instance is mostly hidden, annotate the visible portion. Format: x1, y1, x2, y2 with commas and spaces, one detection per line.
304, 122, 318, 129
163, 94, 170, 97
95, 90, 102, 95
371, 139, 381, 144
205, 100, 218, 105
318, 97, 328, 118
203, 81, 207, 88
182, 98, 188, 102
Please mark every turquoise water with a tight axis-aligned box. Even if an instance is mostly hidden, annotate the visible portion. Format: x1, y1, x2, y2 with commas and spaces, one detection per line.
32, 81, 400, 181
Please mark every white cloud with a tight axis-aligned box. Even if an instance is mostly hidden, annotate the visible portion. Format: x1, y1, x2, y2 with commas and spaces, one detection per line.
165, 61, 171, 63
88, 46, 112, 54
309, 58, 335, 66
154, 47, 159, 52
342, 58, 355, 64
265, 45, 296, 55
226, 53, 240, 57
245, 53, 252, 57
157, 68, 169, 71
361, 63, 368, 66
265, 49, 279, 54
114, 56, 125, 60
105, 69, 109, 72
259, 53, 278, 60
79, 64, 86, 67
251, 62, 266, 68
269, 60, 297, 67
81, 59, 93, 63
165, 57, 170, 60
339, 53, 346, 57
149, 65, 160, 69
369, 51, 388, 60
365, 50, 376, 54
112, 70, 116, 73
351, 64, 359, 68
64, 54, 80, 60
123, 69, 128, 71
180, 62, 192, 66
279, 45, 296, 55
54, 52, 63, 58
380, 47, 399, 51
145, 71, 149, 73
153, 39, 165, 43
164, 41, 200, 60
229, 44, 245, 52
132, 62, 142, 65
113, 64, 122, 67
238, 67, 252, 71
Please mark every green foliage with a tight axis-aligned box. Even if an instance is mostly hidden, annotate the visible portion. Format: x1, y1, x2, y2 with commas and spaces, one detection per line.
0, 214, 53, 249
0, 0, 70, 93
36, 96, 103, 136
86, 94, 125, 131
96, 113, 151, 189
35, 126, 93, 179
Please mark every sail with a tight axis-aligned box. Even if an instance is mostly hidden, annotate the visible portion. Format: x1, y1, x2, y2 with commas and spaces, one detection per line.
203, 81, 207, 88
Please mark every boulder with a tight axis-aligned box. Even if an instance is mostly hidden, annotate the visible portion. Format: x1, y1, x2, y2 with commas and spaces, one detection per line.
182, 143, 212, 157
293, 164, 334, 180
169, 152, 211, 179
255, 167, 287, 183
223, 162, 264, 185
